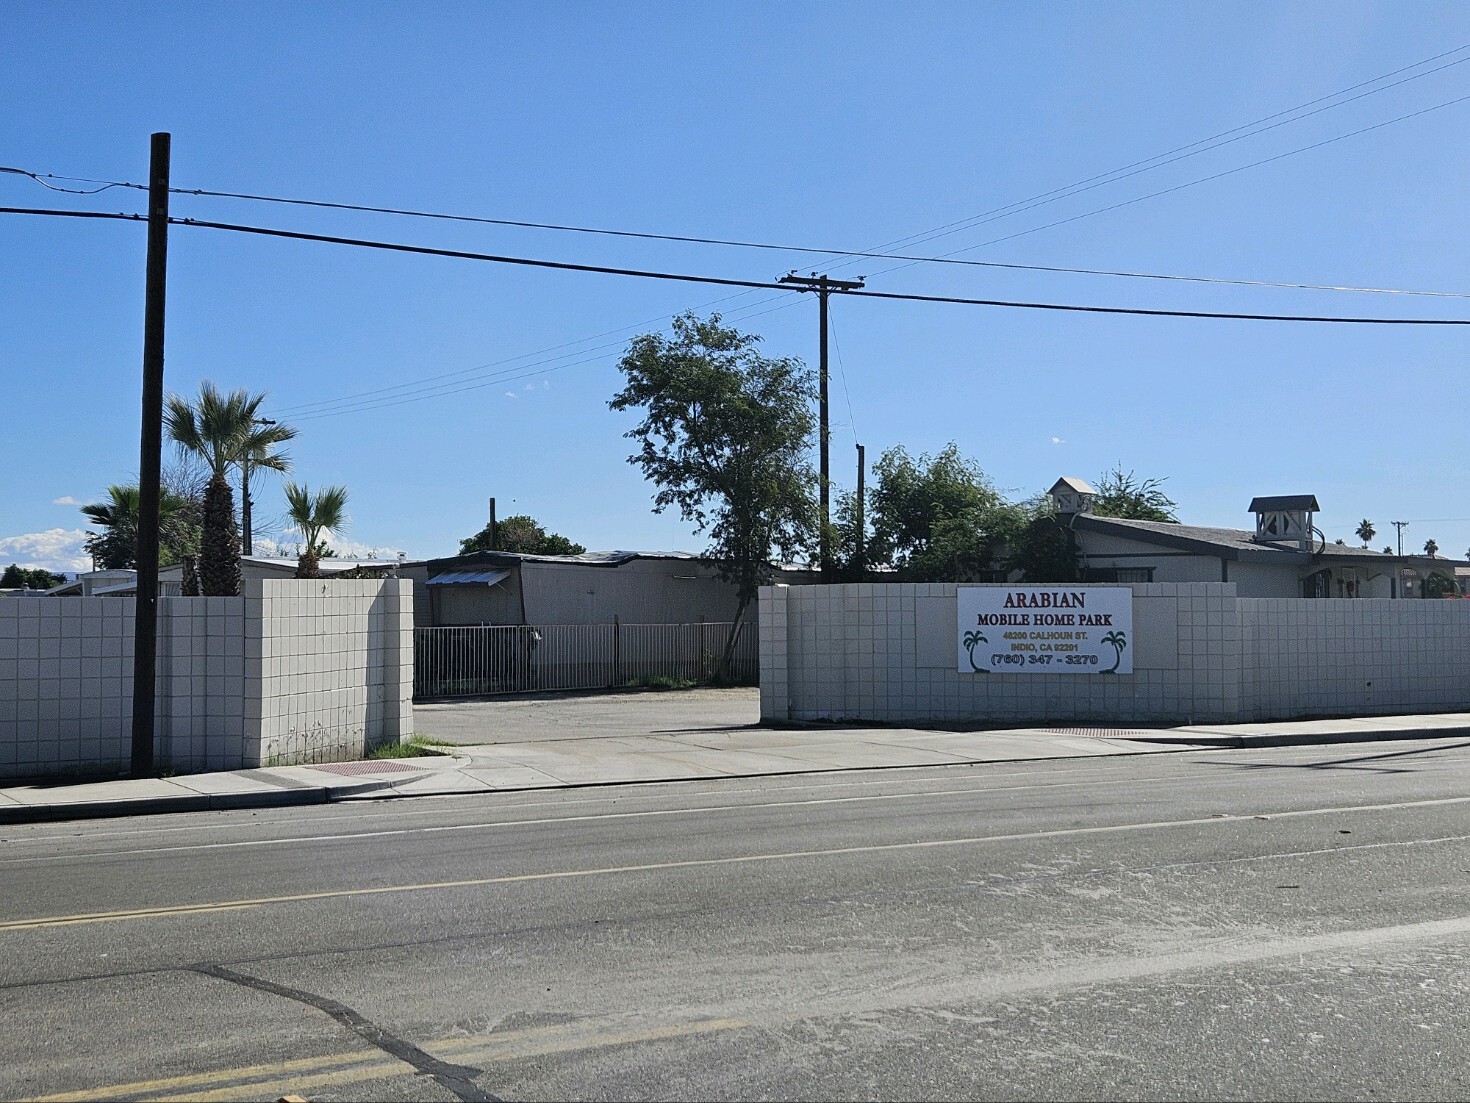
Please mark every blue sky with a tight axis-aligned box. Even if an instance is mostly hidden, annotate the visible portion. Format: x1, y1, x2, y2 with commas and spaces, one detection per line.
5, 3, 1470, 572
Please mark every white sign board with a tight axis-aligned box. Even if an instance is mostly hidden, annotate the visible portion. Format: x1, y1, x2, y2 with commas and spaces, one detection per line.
956, 586, 1133, 674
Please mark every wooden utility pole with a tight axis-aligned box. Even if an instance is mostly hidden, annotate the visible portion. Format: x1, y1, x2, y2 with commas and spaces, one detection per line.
1393, 520, 1408, 557
131, 132, 171, 778
855, 442, 866, 574
240, 416, 277, 557
777, 272, 864, 581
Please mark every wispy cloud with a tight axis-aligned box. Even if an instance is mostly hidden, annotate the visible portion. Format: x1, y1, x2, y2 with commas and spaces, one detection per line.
505, 391, 518, 399
52, 496, 82, 506
0, 529, 92, 572
1050, 436, 1065, 445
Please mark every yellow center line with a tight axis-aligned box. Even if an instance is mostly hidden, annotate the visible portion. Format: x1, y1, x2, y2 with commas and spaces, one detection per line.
7, 793, 1470, 933
23, 1049, 398, 1102
24, 1016, 752, 1103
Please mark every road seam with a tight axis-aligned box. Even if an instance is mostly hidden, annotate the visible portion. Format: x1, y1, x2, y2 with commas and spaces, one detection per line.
190, 963, 499, 1103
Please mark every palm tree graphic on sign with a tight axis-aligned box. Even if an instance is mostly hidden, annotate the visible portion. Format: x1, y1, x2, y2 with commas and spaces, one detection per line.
962, 629, 989, 672
1100, 630, 1128, 673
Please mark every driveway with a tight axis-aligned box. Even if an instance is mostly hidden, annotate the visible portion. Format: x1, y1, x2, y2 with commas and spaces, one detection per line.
413, 686, 759, 745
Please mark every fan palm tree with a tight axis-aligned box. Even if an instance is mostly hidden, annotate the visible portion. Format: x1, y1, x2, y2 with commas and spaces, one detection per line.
1355, 519, 1375, 549
165, 383, 296, 596
80, 483, 196, 570
284, 482, 349, 579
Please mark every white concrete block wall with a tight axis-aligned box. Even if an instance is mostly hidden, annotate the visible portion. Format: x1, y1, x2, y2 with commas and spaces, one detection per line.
253, 579, 414, 767
0, 578, 414, 780
157, 596, 247, 773
1239, 598, 1470, 720
0, 599, 134, 777
760, 582, 1470, 726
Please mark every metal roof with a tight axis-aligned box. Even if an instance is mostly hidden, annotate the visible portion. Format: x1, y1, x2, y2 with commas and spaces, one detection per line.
426, 568, 512, 587
1048, 476, 1097, 496
1074, 514, 1454, 565
1248, 494, 1320, 513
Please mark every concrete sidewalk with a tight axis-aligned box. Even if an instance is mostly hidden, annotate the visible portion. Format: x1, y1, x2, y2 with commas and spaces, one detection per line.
5, 711, 1470, 826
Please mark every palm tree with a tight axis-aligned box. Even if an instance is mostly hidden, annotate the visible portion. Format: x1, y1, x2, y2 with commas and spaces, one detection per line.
1100, 630, 1129, 674
1424, 538, 1439, 558
1355, 519, 1375, 548
80, 483, 196, 570
165, 383, 296, 596
284, 482, 349, 579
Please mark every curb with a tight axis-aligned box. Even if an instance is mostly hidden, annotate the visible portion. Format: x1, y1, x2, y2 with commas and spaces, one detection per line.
0, 779, 399, 826
6, 729, 1469, 827
1131, 726, 1470, 749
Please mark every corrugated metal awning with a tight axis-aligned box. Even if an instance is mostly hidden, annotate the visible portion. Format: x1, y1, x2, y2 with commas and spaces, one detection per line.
427, 569, 512, 587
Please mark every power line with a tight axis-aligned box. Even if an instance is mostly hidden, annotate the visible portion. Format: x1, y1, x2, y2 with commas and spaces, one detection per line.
9, 203, 1470, 425
8, 206, 1470, 328
866, 89, 1470, 282
0, 166, 128, 196
166, 215, 1470, 324
8, 45, 1470, 302
845, 46, 1470, 263
9, 172, 1470, 300
826, 300, 860, 446
14, 44, 1470, 263
7, 42, 1465, 432
274, 334, 634, 416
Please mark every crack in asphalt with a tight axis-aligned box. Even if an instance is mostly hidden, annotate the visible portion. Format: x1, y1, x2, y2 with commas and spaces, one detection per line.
190, 962, 501, 1102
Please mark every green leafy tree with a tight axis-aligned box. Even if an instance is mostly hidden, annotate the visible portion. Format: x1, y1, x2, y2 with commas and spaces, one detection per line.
284, 482, 349, 579
459, 514, 586, 556
865, 443, 1021, 581
610, 312, 818, 679
1355, 519, 1376, 548
828, 488, 873, 580
1007, 498, 1081, 583
1, 564, 64, 589
166, 383, 296, 596
1092, 466, 1179, 522
1423, 572, 1457, 598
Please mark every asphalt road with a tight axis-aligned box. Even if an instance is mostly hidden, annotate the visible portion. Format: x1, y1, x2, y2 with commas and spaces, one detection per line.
3, 738, 1470, 1101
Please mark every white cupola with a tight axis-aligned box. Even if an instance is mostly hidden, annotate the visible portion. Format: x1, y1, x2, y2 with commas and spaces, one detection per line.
1249, 494, 1320, 551
1048, 477, 1097, 518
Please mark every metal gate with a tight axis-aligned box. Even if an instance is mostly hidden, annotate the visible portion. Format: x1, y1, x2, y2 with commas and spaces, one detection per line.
413, 621, 754, 698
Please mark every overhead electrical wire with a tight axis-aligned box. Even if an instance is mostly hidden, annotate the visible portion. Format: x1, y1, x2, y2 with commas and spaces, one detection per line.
6, 44, 1470, 302
827, 300, 861, 446
161, 215, 1470, 324
13, 161, 1467, 299
840, 45, 1470, 262
8, 199, 1470, 425
866, 89, 1470, 282
8, 40, 1470, 421
8, 206, 1468, 328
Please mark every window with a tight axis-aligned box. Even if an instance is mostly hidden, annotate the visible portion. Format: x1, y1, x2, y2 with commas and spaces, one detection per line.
1083, 567, 1153, 583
